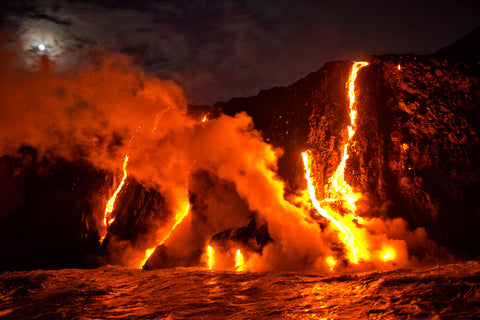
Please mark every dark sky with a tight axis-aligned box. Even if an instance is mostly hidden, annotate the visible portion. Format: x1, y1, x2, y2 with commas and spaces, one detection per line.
2, 0, 479, 104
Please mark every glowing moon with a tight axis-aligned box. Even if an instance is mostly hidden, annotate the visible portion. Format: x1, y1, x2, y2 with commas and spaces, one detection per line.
38, 44, 46, 51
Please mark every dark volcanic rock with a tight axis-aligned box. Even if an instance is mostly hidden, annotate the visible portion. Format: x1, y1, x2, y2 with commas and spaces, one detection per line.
353, 55, 480, 256
0, 146, 106, 271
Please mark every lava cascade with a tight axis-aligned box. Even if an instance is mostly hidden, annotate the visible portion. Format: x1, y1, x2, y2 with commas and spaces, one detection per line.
299, 61, 424, 269
100, 154, 129, 244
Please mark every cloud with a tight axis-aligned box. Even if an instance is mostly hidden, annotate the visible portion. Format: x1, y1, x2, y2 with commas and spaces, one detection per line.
3, 0, 479, 104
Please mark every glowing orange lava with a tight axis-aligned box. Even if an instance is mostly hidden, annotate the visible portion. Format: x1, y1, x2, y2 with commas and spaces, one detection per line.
381, 248, 395, 262
302, 151, 360, 263
138, 202, 190, 268
326, 256, 337, 271
99, 154, 129, 244
324, 61, 368, 212
207, 245, 214, 270
235, 249, 244, 271
202, 114, 208, 123
104, 154, 129, 227
302, 62, 374, 265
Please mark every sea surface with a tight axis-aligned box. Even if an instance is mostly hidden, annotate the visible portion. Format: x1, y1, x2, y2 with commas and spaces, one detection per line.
1, 261, 480, 319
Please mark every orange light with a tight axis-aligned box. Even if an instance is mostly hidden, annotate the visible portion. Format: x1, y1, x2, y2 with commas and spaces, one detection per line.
138, 202, 190, 268
207, 245, 214, 270
141, 247, 156, 265
381, 249, 395, 262
326, 256, 337, 271
104, 154, 129, 227
201, 114, 208, 123
100, 154, 129, 245
235, 249, 244, 270
347, 62, 369, 127
301, 62, 370, 265
302, 152, 359, 263
397, 64, 401, 71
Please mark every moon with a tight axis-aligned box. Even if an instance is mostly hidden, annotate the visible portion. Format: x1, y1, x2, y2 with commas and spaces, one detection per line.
38, 44, 46, 51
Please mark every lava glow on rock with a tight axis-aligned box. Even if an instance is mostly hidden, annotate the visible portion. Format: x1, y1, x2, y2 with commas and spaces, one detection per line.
139, 202, 191, 269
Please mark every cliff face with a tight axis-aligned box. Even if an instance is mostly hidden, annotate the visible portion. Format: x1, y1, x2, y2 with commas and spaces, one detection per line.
353, 56, 480, 256
216, 54, 480, 257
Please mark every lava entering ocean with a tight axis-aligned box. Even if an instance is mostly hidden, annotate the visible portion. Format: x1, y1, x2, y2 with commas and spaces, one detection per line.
0, 45, 447, 273
299, 62, 411, 269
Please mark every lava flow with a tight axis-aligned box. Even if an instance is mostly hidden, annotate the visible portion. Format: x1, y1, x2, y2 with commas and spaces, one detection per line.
138, 202, 191, 268
326, 256, 337, 271
235, 249, 244, 271
99, 154, 129, 244
302, 151, 360, 263
207, 246, 214, 270
302, 61, 378, 266
104, 154, 129, 226
323, 61, 369, 212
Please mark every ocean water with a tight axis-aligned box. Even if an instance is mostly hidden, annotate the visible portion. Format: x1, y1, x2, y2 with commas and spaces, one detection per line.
1, 261, 479, 319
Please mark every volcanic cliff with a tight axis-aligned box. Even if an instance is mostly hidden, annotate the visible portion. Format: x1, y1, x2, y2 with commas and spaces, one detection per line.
0, 28, 479, 270
211, 54, 480, 259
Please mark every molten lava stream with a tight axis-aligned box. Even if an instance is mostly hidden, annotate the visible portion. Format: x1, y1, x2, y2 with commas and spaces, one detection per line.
207, 246, 214, 270
105, 154, 129, 226
99, 154, 129, 244
323, 61, 369, 213
235, 249, 245, 271
138, 202, 190, 268
302, 61, 375, 266
302, 151, 360, 263
326, 256, 337, 271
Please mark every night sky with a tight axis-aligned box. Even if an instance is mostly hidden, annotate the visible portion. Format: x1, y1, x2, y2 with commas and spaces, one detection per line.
1, 0, 479, 104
